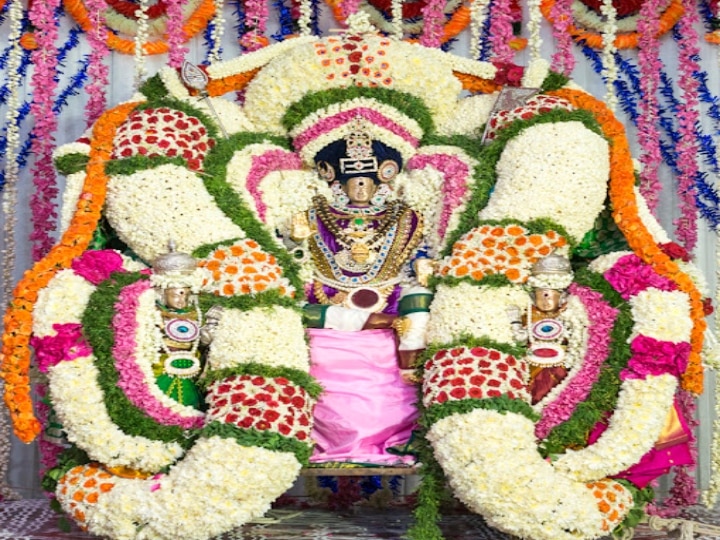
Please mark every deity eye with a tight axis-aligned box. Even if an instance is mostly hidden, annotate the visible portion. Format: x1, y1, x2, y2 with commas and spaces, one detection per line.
377, 159, 399, 182
316, 161, 336, 182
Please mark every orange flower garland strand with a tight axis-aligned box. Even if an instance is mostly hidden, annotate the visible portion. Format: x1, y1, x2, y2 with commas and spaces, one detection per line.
548, 87, 706, 394
62, 0, 216, 55
539, 0, 684, 49
0, 101, 140, 443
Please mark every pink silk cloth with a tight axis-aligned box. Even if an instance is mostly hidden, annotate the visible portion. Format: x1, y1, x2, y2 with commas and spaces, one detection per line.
308, 328, 418, 465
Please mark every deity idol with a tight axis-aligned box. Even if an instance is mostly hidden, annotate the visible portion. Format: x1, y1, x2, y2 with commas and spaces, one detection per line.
150, 242, 206, 410
509, 252, 576, 404
291, 115, 432, 465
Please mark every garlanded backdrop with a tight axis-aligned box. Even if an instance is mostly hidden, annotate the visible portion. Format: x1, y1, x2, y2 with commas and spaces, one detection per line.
0, 0, 719, 508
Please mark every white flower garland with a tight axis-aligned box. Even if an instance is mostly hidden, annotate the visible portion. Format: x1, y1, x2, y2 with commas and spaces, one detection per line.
522, 58, 551, 88
435, 94, 496, 136
133, 0, 150, 89
32, 269, 96, 337
208, 0, 225, 64
204, 36, 318, 81
0, 3, 22, 492
2, 0, 24, 312
554, 374, 678, 481
526, 0, 544, 62
224, 143, 329, 234
105, 164, 246, 262
207, 306, 309, 372
50, 355, 187, 472
428, 408, 628, 540
390, 0, 403, 39
297, 0, 312, 36
599, 0, 619, 112
587, 250, 633, 274
60, 438, 301, 540
241, 37, 465, 137
480, 121, 610, 242
701, 350, 720, 507
426, 282, 529, 345
469, 0, 491, 61
629, 289, 693, 343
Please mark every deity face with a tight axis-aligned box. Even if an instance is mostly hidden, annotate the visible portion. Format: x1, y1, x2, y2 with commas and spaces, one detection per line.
163, 287, 191, 310
342, 176, 377, 206
533, 288, 562, 313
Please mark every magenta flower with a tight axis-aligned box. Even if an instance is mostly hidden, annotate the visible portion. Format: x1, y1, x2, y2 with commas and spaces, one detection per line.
30, 323, 92, 373
71, 250, 125, 285
621, 335, 690, 380
604, 254, 676, 299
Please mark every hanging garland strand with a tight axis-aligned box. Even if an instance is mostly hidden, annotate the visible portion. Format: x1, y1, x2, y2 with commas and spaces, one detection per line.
271, 0, 294, 42
581, 45, 720, 230
548, 0, 575, 75
599, 0, 618, 112
28, 0, 62, 261
636, 0, 663, 214
165, 0, 189, 67
488, 0, 514, 63
84, 0, 110, 127
419, 0, 445, 48
240, 0, 269, 50
672, 0, 703, 252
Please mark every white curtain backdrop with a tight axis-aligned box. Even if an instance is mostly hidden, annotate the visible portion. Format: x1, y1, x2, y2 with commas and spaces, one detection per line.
1, 1, 719, 500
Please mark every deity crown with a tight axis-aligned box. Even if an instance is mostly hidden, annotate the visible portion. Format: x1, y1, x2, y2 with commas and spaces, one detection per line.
152, 240, 198, 276
527, 252, 574, 290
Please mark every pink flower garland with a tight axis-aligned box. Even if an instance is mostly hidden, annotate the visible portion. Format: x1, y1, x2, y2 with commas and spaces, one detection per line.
28, 0, 61, 261
672, 0, 702, 252
549, 0, 575, 75
293, 108, 419, 155
488, 0, 515, 64
636, 0, 664, 214
246, 150, 303, 222
165, 0, 189, 68
83, 0, 111, 127
535, 284, 618, 439
241, 0, 270, 51
112, 279, 204, 430
405, 153, 470, 240
419, 0, 445, 48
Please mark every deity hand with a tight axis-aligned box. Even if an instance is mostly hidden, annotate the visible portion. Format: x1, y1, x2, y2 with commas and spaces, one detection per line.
199, 305, 225, 345
290, 212, 313, 242
507, 305, 528, 343
362, 312, 396, 330
414, 258, 436, 287
397, 349, 421, 370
